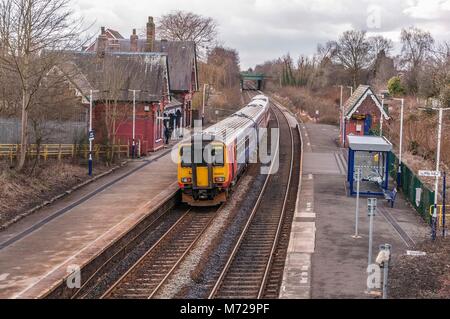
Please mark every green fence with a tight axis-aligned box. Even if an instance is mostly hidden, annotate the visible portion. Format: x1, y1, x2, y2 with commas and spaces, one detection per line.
389, 153, 434, 223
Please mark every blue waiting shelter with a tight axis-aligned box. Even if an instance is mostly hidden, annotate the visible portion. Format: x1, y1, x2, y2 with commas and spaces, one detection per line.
347, 135, 393, 197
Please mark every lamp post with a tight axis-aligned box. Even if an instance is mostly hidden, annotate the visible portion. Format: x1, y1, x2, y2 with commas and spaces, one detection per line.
420, 103, 450, 240
347, 86, 353, 96
128, 89, 141, 158
392, 98, 404, 187
88, 90, 99, 176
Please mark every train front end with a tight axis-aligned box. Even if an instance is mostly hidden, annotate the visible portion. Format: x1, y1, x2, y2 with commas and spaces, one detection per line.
178, 134, 231, 206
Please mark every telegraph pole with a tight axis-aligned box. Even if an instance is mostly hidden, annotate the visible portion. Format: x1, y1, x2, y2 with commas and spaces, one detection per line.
392, 98, 404, 187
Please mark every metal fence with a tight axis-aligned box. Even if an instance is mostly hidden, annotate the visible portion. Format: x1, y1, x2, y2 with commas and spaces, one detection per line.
0, 117, 86, 144
389, 153, 435, 223
0, 144, 130, 163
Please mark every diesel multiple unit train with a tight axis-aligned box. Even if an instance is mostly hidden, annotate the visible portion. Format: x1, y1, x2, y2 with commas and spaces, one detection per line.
178, 95, 270, 206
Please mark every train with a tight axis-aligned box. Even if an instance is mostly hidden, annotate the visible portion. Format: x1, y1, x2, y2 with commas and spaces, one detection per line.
178, 95, 271, 206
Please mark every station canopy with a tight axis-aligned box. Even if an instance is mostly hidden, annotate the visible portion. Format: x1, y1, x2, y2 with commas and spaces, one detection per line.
347, 135, 393, 196
348, 135, 392, 153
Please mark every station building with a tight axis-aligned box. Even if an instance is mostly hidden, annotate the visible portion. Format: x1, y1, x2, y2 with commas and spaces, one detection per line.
84, 17, 199, 128
59, 17, 199, 156
341, 85, 390, 147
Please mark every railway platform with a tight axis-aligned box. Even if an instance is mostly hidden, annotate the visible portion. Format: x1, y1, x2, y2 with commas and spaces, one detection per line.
0, 144, 179, 299
280, 122, 430, 299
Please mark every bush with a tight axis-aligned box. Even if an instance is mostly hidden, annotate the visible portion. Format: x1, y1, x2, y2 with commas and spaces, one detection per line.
388, 76, 406, 97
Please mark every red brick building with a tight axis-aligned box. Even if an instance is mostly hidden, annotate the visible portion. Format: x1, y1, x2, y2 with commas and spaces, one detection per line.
83, 28, 124, 52
64, 45, 170, 154
341, 85, 389, 147
84, 17, 199, 128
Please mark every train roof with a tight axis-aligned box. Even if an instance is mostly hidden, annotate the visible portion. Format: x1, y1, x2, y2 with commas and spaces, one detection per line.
252, 95, 269, 102
191, 96, 269, 144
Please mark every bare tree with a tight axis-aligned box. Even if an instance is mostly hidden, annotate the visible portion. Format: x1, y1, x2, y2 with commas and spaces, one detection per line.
400, 27, 434, 94
206, 46, 240, 89
0, 0, 87, 171
401, 27, 434, 70
333, 30, 372, 89
369, 35, 393, 58
418, 41, 450, 105
157, 11, 218, 58
316, 41, 337, 66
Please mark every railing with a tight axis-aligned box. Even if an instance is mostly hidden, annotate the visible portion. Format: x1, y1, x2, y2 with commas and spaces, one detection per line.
389, 152, 435, 223
429, 205, 450, 227
0, 144, 130, 162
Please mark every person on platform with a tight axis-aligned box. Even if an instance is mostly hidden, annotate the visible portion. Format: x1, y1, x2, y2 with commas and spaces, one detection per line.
164, 126, 172, 145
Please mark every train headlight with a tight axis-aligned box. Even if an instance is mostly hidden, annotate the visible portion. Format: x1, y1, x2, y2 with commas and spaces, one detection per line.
181, 177, 192, 183
214, 177, 225, 183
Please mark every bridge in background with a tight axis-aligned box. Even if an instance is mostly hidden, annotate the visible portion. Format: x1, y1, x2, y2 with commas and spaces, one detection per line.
240, 72, 270, 91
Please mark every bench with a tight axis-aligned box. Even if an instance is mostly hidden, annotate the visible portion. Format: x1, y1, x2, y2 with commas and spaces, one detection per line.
383, 188, 398, 208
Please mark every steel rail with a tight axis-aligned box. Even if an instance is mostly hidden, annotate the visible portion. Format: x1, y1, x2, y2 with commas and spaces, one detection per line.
208, 94, 294, 299
100, 209, 192, 299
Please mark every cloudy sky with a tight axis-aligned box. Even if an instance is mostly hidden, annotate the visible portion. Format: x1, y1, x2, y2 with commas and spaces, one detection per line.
73, 0, 450, 69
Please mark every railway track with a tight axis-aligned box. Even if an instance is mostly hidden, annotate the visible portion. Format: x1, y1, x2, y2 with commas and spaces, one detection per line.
70, 91, 300, 300
208, 97, 298, 299
100, 207, 219, 299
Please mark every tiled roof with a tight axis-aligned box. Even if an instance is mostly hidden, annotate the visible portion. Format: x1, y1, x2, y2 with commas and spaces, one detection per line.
106, 29, 124, 39
344, 85, 389, 120
344, 85, 371, 116
63, 51, 168, 102
88, 38, 197, 92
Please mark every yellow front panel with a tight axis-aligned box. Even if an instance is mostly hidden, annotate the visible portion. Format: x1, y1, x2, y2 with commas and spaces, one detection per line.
178, 167, 192, 183
196, 167, 209, 187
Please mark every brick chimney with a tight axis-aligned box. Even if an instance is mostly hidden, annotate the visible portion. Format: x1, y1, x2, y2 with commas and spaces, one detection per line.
130, 29, 138, 52
97, 26, 108, 57
146, 16, 155, 52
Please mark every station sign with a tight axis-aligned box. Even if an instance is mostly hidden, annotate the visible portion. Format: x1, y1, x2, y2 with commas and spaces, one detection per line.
418, 170, 441, 178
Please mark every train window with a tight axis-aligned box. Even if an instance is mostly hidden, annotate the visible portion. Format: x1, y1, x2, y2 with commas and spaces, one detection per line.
212, 146, 224, 166
180, 146, 192, 167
